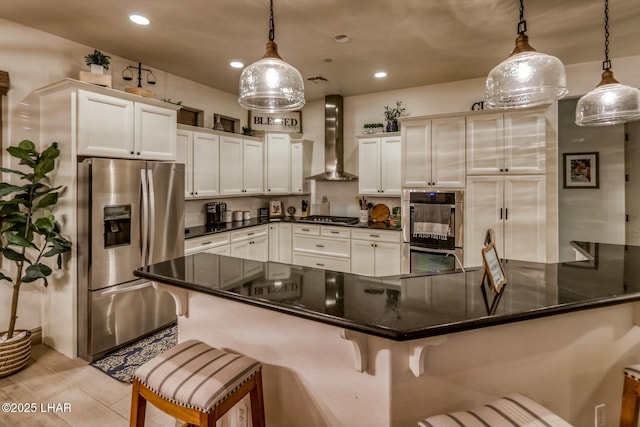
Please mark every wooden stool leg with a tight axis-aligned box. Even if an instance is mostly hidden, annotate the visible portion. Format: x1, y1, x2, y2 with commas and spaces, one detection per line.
249, 371, 266, 427
130, 378, 147, 427
621, 376, 640, 427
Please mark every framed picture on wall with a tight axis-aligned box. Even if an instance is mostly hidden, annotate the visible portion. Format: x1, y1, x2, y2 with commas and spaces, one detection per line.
563, 152, 599, 189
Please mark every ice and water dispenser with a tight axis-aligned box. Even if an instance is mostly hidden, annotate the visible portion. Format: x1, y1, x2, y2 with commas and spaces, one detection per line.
103, 205, 131, 248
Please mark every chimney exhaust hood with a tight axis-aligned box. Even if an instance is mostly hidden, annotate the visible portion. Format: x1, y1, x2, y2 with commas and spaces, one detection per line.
306, 94, 357, 181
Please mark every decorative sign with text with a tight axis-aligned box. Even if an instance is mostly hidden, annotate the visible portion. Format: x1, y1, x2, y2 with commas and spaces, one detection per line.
248, 111, 302, 133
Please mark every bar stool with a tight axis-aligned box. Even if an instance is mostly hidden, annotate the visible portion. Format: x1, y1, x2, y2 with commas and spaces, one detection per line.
418, 393, 573, 427
129, 339, 265, 427
620, 365, 640, 427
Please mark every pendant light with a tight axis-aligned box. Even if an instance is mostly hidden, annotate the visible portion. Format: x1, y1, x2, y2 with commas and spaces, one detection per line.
575, 0, 640, 126
238, 0, 305, 112
485, 0, 568, 109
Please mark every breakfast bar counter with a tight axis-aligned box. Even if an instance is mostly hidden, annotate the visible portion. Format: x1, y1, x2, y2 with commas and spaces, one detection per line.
134, 242, 640, 427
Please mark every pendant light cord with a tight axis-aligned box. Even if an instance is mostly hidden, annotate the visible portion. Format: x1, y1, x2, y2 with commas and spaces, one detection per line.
517, 0, 527, 34
603, 0, 611, 70
269, 0, 275, 42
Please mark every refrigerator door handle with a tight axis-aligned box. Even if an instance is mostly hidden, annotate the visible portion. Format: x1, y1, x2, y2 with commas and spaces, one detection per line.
147, 168, 156, 263
141, 169, 149, 265
97, 281, 154, 296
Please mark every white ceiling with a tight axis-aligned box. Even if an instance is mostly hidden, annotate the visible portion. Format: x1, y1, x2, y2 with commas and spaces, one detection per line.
0, 0, 638, 102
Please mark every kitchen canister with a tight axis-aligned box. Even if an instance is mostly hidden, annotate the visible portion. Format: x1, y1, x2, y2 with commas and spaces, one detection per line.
233, 211, 243, 222
243, 211, 251, 220
223, 211, 233, 223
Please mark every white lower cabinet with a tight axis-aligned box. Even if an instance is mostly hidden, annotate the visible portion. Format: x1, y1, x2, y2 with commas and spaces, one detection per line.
350, 229, 401, 276
269, 223, 292, 263
292, 225, 351, 273
465, 175, 546, 267
230, 226, 269, 262
184, 233, 230, 255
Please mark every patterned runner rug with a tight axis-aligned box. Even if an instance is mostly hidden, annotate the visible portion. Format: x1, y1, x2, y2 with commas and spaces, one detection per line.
90, 323, 178, 383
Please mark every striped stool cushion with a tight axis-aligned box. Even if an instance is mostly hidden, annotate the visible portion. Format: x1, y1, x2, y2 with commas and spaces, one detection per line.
418, 393, 573, 427
133, 339, 261, 414
624, 365, 640, 382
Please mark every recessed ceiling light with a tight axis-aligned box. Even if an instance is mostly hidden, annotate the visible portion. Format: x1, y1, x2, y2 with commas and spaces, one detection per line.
230, 61, 244, 69
334, 34, 350, 43
129, 14, 150, 25
374, 72, 387, 78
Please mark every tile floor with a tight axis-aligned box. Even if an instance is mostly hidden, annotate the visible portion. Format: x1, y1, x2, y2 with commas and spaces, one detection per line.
0, 344, 176, 427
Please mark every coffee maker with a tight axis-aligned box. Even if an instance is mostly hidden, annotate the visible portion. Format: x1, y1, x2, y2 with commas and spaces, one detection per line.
205, 202, 227, 225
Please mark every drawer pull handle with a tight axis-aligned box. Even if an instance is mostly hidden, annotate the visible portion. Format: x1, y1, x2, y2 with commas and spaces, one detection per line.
330, 231, 339, 234
316, 263, 324, 267
248, 232, 255, 236
316, 244, 325, 248
302, 228, 310, 232
201, 241, 212, 246
370, 234, 380, 238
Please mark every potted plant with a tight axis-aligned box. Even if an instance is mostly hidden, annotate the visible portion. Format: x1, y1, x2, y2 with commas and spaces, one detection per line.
242, 125, 253, 136
0, 140, 72, 377
363, 123, 384, 134
383, 100, 407, 132
84, 49, 111, 75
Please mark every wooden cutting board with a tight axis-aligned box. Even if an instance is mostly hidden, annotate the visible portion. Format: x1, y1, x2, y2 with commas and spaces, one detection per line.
371, 204, 390, 222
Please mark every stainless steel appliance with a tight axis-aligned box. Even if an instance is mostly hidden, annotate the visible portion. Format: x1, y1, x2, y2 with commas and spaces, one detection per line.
402, 189, 464, 274
297, 215, 360, 225
77, 158, 185, 362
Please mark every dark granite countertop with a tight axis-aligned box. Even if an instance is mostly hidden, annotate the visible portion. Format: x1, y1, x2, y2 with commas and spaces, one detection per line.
185, 217, 401, 239
135, 242, 640, 341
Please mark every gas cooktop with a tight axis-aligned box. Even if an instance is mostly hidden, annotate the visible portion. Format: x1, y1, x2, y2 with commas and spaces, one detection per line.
297, 215, 359, 225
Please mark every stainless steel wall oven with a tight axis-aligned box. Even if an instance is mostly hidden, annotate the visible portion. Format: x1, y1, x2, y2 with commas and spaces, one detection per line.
402, 189, 464, 274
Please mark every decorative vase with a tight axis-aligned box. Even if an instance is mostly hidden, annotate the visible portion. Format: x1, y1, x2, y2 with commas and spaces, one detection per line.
213, 117, 225, 131
90, 64, 104, 75
386, 120, 398, 132
0, 330, 32, 377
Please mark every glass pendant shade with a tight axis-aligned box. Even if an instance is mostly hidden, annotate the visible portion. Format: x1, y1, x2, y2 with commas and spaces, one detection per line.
239, 41, 305, 112
575, 70, 640, 126
486, 34, 568, 109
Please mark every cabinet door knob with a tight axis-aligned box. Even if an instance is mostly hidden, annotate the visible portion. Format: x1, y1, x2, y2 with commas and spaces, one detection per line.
137, 152, 141, 155
130, 151, 134, 155
505, 168, 509, 172
500, 168, 504, 172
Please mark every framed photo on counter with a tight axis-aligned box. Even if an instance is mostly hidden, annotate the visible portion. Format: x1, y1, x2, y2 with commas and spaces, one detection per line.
563, 152, 599, 189
269, 201, 283, 218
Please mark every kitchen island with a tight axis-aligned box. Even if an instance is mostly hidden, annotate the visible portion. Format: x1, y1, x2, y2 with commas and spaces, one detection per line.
134, 242, 640, 427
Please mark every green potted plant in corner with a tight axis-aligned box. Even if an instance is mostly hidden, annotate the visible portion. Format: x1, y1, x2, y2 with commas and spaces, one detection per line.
242, 125, 253, 136
84, 49, 111, 75
0, 140, 72, 377
383, 100, 407, 132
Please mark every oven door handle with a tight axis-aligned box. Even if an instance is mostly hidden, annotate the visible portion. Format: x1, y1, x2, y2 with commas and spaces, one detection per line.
409, 245, 457, 254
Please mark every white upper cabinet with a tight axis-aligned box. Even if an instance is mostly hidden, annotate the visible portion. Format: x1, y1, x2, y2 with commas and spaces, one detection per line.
266, 133, 291, 194
401, 117, 465, 188
243, 139, 265, 194
467, 110, 546, 175
290, 140, 313, 194
358, 135, 401, 195
219, 135, 264, 196
77, 88, 176, 160
78, 90, 135, 158
176, 129, 194, 198
177, 128, 220, 199
134, 103, 177, 161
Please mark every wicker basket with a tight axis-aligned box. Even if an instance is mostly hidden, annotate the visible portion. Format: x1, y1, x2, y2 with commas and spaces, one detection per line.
0, 330, 32, 377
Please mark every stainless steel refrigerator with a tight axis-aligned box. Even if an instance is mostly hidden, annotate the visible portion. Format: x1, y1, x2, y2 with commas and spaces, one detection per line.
77, 158, 185, 362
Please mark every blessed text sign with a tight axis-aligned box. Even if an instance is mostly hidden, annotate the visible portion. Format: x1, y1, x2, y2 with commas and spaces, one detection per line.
249, 111, 302, 133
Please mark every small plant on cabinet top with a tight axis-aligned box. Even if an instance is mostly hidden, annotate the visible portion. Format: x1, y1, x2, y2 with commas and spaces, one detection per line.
84, 49, 111, 70
383, 100, 407, 122
0, 141, 72, 340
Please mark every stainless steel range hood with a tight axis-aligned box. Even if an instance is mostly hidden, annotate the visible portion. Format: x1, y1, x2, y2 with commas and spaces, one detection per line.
306, 94, 357, 181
